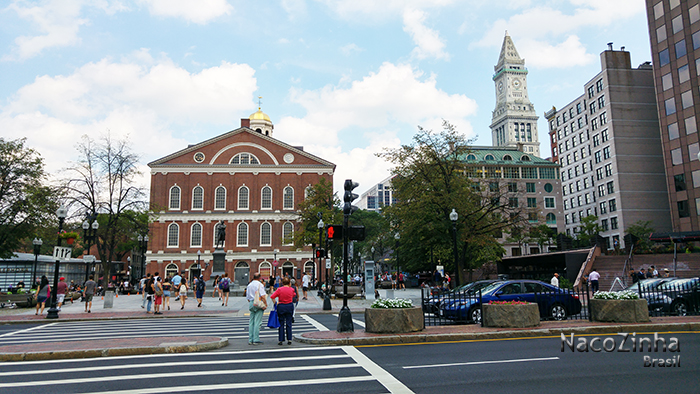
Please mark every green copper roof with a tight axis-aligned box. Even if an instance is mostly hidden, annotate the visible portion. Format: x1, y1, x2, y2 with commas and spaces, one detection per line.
459, 147, 559, 167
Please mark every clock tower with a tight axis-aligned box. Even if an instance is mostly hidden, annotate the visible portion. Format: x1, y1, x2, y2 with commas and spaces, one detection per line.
490, 32, 540, 157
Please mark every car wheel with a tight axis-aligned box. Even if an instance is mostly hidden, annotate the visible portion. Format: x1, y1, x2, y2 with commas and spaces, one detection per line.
469, 306, 481, 323
672, 300, 688, 316
550, 304, 567, 320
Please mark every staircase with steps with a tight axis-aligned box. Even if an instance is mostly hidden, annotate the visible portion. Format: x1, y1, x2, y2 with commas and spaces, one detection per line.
591, 253, 700, 291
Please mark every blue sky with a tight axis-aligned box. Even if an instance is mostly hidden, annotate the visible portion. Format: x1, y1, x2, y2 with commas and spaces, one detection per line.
0, 0, 652, 196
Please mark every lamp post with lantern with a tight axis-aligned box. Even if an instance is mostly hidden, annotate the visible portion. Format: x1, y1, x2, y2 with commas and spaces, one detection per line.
46, 205, 67, 319
138, 234, 149, 277
32, 238, 43, 288
82, 212, 99, 282
450, 208, 460, 288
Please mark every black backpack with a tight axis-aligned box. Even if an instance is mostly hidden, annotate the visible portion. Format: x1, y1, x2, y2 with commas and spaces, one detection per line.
196, 279, 205, 292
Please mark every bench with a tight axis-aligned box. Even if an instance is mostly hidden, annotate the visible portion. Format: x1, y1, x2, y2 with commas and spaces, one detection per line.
332, 285, 362, 298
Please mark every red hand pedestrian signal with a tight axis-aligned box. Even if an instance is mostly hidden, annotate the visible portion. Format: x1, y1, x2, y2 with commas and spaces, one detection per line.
326, 225, 342, 240
328, 227, 334, 239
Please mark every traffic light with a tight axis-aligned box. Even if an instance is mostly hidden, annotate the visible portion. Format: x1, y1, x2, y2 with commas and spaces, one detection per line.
315, 248, 326, 258
343, 179, 359, 215
347, 226, 366, 241
327, 225, 343, 240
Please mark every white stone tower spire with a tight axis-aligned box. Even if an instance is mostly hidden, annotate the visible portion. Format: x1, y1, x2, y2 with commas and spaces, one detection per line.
490, 32, 540, 156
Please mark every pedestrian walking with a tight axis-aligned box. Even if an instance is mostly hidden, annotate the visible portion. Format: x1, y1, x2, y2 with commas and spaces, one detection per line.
270, 277, 295, 345
290, 278, 299, 322
302, 271, 310, 300
179, 278, 188, 309
84, 275, 97, 313
245, 273, 267, 345
153, 277, 163, 315
140, 274, 150, 309
34, 275, 50, 315
588, 268, 600, 293
212, 275, 221, 299
220, 273, 230, 306
163, 277, 172, 311
195, 275, 206, 307
172, 272, 182, 301
551, 273, 560, 287
56, 276, 68, 309
145, 275, 155, 313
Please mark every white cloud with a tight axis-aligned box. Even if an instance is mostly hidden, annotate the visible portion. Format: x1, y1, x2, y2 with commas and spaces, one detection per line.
0, 51, 258, 179
275, 62, 476, 192
316, 0, 456, 22
340, 43, 363, 56
403, 8, 449, 61
472, 0, 645, 68
138, 0, 233, 24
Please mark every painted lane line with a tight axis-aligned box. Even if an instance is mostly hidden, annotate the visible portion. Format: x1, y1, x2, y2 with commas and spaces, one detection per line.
301, 314, 329, 331
79, 376, 376, 394
0, 345, 347, 366
342, 346, 414, 394
0, 363, 362, 388
0, 354, 351, 377
0, 323, 57, 338
403, 356, 560, 369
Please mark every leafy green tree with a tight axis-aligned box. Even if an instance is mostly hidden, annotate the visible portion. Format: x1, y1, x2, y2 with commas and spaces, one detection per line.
379, 121, 526, 284
529, 224, 556, 252
625, 220, 655, 253
0, 138, 60, 258
576, 215, 600, 247
61, 134, 148, 285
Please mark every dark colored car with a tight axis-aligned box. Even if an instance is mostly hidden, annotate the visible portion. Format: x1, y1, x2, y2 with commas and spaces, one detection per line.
646, 277, 700, 316
424, 280, 499, 315
439, 279, 582, 322
623, 277, 676, 313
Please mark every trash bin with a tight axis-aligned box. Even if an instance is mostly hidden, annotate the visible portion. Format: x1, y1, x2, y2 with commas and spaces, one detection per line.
103, 290, 115, 308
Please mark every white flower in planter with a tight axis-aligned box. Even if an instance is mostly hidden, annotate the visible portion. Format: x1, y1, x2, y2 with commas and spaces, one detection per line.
370, 298, 413, 308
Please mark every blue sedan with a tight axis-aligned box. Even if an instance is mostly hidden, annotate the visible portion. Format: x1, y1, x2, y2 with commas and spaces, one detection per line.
439, 280, 583, 322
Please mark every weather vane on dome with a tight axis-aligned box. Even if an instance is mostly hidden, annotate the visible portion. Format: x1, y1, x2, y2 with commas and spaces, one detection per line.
258, 96, 263, 110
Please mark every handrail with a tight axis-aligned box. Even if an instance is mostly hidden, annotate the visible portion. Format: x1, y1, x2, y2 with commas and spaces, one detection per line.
573, 246, 598, 288
621, 244, 635, 287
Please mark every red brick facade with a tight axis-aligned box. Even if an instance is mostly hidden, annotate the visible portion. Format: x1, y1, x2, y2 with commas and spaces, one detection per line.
147, 121, 334, 286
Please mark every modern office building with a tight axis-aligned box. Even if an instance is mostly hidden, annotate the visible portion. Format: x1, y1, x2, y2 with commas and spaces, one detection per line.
357, 175, 396, 212
546, 46, 671, 249
490, 32, 541, 157
645, 0, 700, 231
147, 108, 335, 286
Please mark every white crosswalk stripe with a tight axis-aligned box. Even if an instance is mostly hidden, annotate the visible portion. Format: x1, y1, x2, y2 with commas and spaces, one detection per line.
0, 316, 318, 346
0, 346, 414, 394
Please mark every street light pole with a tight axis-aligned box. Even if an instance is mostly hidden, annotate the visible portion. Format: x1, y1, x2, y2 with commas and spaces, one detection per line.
83, 212, 99, 282
318, 215, 331, 310
138, 234, 149, 278
394, 233, 400, 289
32, 238, 43, 288
450, 208, 460, 288
46, 205, 67, 319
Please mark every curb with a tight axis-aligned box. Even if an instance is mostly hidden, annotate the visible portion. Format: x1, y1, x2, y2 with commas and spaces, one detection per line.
0, 337, 229, 362
0, 312, 238, 325
294, 322, 700, 346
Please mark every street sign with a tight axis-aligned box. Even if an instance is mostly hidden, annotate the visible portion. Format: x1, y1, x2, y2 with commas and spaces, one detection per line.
53, 246, 72, 260
326, 258, 331, 269
83, 255, 96, 263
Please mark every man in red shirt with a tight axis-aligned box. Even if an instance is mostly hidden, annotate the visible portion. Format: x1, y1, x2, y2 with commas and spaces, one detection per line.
57, 277, 68, 310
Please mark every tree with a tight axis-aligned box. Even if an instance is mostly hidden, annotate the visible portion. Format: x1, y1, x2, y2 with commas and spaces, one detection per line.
625, 220, 655, 253
0, 138, 59, 258
61, 134, 148, 285
529, 224, 556, 253
379, 121, 526, 284
576, 215, 601, 247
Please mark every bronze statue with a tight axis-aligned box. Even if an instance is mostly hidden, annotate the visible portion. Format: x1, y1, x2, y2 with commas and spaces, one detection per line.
216, 220, 226, 248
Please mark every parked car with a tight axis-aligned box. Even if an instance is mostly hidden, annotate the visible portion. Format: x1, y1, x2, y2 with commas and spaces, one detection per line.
423, 280, 499, 315
439, 279, 582, 322
624, 277, 676, 313
646, 277, 700, 316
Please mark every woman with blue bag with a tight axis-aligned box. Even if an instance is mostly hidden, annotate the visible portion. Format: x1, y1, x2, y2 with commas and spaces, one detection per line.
269, 277, 295, 345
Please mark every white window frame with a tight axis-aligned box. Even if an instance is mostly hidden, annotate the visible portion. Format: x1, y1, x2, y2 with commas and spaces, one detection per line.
260, 222, 272, 246
283, 186, 294, 210
169, 185, 181, 210
237, 222, 248, 247
283, 222, 294, 245
238, 186, 249, 210
191, 223, 203, 247
167, 223, 179, 248
261, 186, 272, 210
192, 185, 204, 210
215, 186, 226, 210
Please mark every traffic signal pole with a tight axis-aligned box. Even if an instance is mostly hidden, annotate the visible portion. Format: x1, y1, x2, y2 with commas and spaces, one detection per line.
337, 179, 359, 332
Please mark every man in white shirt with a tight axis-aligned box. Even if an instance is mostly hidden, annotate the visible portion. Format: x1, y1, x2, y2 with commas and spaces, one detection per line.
551, 273, 560, 287
302, 272, 311, 300
245, 273, 267, 345
588, 269, 600, 293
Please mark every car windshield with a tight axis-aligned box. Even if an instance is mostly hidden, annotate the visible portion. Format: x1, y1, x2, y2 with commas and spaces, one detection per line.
658, 278, 698, 290
624, 279, 663, 291
479, 281, 505, 295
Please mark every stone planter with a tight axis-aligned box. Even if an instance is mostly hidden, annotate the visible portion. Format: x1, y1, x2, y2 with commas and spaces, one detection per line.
482, 303, 540, 328
365, 307, 424, 333
590, 299, 650, 323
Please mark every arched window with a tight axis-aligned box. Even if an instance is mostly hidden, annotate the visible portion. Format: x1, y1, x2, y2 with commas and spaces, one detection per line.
165, 263, 179, 279
230, 152, 260, 165
237, 222, 248, 246
259, 261, 272, 280
238, 186, 249, 210
466, 154, 477, 160
503, 155, 513, 161
167, 223, 179, 247
191, 223, 202, 247
192, 186, 204, 210
521, 155, 531, 161
260, 222, 272, 246
282, 222, 294, 245
304, 261, 315, 276
214, 221, 226, 247
305, 185, 313, 199
169, 186, 181, 210
283, 186, 294, 210
546, 213, 557, 225
485, 154, 495, 160
215, 186, 226, 210
261, 186, 272, 209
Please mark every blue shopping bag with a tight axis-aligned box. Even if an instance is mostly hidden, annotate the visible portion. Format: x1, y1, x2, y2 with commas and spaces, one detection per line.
267, 305, 280, 328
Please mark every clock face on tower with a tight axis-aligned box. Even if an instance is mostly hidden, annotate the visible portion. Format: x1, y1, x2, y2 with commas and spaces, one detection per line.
512, 79, 521, 89
498, 81, 503, 93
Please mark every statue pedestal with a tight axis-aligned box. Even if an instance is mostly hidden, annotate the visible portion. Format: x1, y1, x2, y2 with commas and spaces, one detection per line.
209, 248, 226, 287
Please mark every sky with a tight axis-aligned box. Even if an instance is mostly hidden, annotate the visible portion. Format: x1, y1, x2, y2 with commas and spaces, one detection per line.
0, 0, 654, 197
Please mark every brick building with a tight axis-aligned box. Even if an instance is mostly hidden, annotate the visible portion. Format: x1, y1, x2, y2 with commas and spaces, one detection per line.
146, 109, 335, 286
